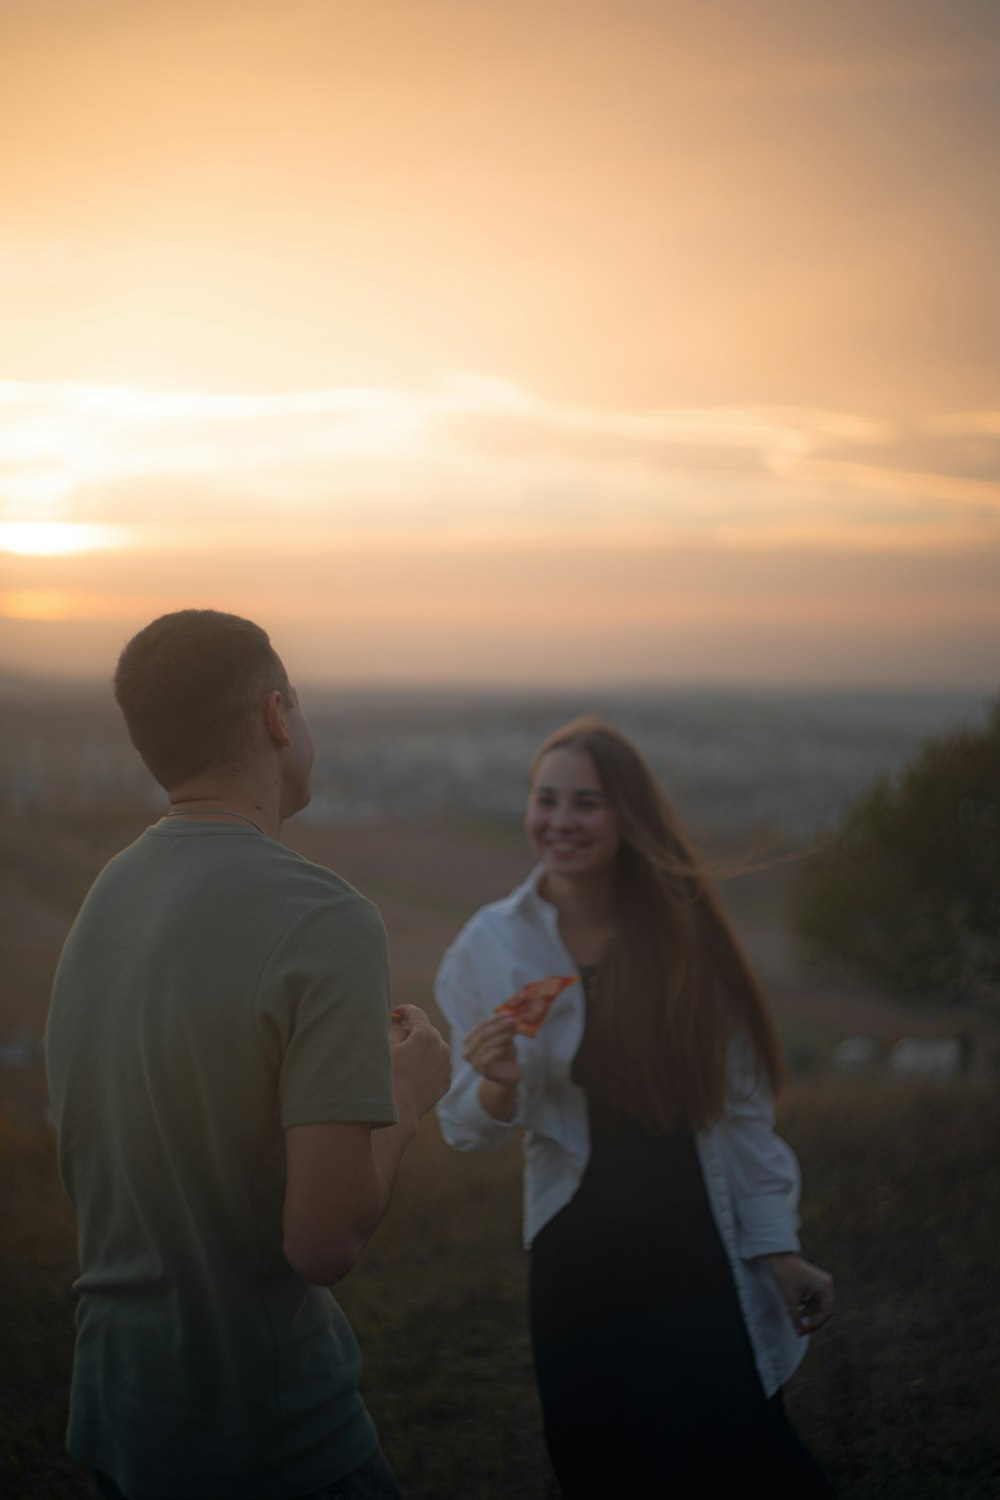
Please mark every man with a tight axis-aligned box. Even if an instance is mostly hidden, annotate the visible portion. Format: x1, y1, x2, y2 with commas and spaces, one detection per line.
46, 609, 450, 1500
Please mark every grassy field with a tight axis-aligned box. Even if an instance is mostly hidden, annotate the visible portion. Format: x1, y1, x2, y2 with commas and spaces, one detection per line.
3, 1083, 999, 1499
2, 808, 999, 1497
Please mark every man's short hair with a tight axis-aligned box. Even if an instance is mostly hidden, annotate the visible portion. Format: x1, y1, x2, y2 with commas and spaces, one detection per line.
114, 610, 291, 790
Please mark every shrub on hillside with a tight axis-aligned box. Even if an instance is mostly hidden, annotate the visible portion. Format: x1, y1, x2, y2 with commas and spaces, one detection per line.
790, 698, 1000, 1002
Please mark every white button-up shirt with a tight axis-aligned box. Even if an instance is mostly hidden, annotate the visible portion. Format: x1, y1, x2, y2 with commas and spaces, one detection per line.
435, 867, 808, 1397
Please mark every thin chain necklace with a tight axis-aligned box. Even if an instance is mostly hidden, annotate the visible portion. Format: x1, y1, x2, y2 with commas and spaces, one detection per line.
165, 808, 265, 834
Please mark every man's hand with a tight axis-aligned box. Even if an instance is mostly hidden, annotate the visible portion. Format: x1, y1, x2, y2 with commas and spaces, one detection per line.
763, 1252, 834, 1337
389, 1004, 451, 1124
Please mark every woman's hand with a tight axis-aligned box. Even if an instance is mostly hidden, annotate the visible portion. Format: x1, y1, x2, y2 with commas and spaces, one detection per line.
762, 1253, 834, 1337
463, 1014, 521, 1087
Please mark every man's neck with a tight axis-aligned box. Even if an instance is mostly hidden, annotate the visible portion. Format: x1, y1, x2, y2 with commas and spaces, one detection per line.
166, 779, 282, 840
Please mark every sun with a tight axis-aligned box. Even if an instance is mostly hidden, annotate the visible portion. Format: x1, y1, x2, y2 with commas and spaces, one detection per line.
0, 522, 125, 556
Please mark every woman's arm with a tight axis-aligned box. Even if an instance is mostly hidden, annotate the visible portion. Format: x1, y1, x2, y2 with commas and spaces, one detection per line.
719, 1033, 803, 1258
761, 1252, 835, 1336
720, 1034, 834, 1335
462, 1013, 521, 1121
434, 942, 525, 1150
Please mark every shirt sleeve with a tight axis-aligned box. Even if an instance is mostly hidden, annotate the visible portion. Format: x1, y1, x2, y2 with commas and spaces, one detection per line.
256, 895, 398, 1129
719, 1033, 802, 1259
434, 937, 523, 1151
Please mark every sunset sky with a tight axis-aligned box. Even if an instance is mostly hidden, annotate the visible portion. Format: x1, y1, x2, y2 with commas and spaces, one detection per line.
2, 0, 999, 687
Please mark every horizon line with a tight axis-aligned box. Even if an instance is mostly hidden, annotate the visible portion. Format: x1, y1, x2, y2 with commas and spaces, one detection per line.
1, 668, 995, 701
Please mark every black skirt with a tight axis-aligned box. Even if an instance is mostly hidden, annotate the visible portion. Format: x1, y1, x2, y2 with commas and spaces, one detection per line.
529, 985, 835, 1496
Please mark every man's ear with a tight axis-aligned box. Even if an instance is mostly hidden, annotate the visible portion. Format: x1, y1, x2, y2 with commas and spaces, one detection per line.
263, 690, 292, 748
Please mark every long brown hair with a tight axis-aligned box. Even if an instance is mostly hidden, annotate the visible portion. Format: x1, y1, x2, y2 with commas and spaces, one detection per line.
531, 716, 785, 1132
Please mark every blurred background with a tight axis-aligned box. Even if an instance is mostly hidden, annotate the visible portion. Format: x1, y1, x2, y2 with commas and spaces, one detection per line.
2, 2, 998, 1496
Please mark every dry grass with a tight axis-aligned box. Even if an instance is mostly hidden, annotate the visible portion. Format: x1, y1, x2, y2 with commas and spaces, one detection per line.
4, 1084, 998, 1499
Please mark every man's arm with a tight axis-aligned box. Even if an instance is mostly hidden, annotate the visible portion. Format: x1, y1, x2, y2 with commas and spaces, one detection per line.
283, 1005, 449, 1285
283, 1120, 414, 1286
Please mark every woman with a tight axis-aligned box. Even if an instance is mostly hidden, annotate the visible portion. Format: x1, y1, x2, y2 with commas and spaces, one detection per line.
435, 717, 835, 1497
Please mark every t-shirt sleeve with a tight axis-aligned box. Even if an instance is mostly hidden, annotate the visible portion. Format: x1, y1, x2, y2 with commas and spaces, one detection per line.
256, 894, 398, 1129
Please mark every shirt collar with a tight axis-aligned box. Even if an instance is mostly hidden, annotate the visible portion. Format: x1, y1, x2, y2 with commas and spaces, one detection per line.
509, 866, 562, 930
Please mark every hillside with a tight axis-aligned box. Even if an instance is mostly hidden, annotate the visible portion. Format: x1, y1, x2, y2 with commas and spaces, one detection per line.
3, 806, 1000, 1495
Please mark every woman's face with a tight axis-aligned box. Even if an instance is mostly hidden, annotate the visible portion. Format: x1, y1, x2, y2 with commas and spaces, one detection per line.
526, 747, 622, 880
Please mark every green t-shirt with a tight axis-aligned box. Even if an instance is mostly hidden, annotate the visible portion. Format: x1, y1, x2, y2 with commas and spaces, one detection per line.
46, 820, 398, 1500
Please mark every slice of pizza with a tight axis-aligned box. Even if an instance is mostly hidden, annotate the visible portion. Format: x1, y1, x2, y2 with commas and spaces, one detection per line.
494, 974, 578, 1037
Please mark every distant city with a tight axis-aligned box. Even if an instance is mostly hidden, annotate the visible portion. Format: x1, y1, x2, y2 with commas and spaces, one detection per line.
2, 678, 993, 843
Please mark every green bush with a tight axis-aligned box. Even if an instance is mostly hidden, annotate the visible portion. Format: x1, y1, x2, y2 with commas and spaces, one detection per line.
791, 699, 1000, 1002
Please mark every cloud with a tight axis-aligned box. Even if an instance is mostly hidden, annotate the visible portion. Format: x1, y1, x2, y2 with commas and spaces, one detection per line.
0, 377, 997, 554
